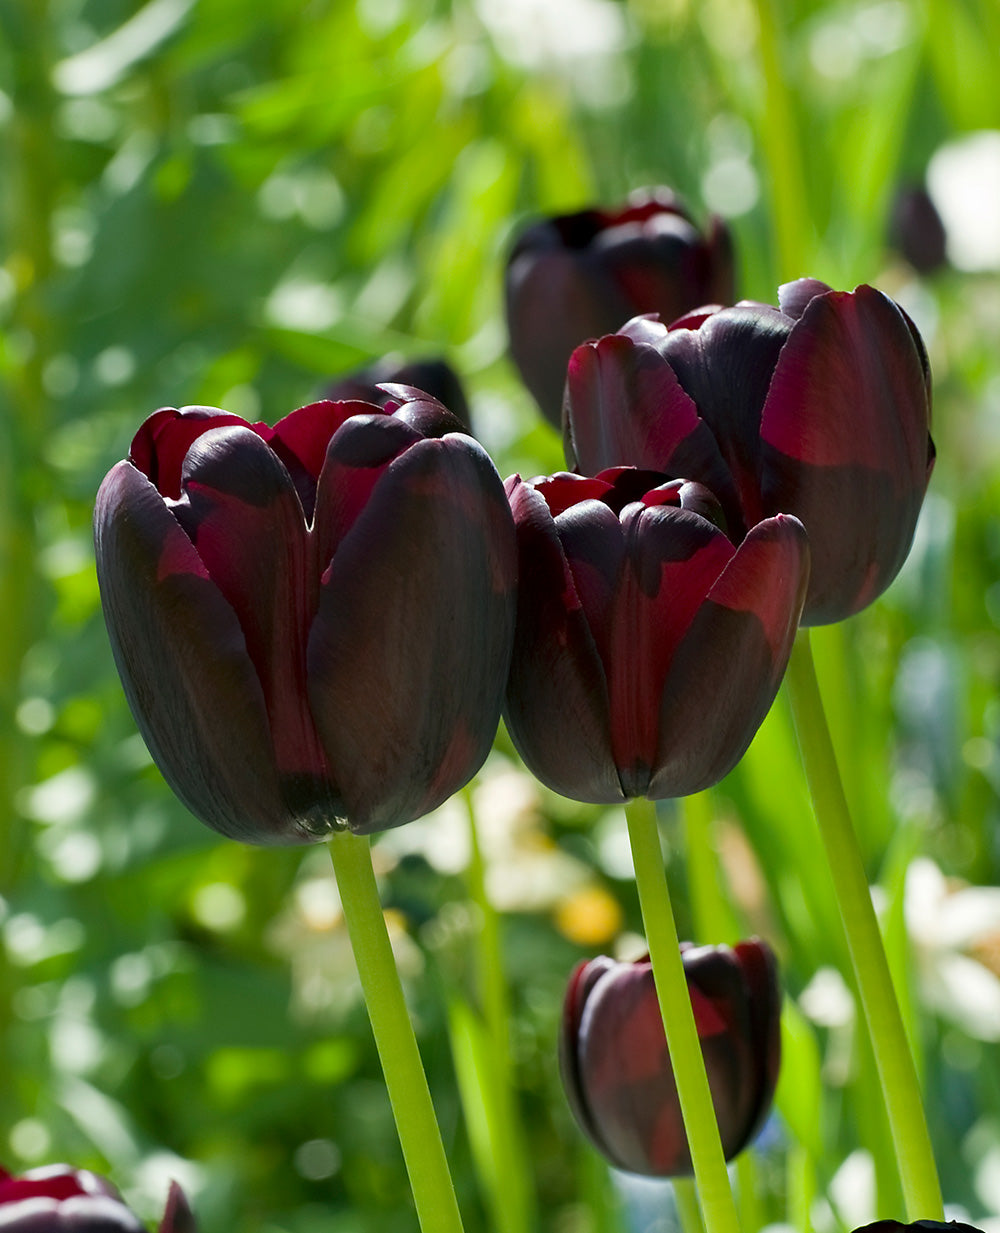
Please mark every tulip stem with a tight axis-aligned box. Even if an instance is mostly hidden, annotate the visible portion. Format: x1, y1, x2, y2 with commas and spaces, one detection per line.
624, 797, 741, 1233
328, 831, 465, 1233
785, 630, 943, 1220
674, 1180, 707, 1233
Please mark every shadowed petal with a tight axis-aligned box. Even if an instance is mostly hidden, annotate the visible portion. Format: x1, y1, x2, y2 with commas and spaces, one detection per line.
503, 480, 623, 804
129, 406, 247, 500
308, 436, 516, 833
159, 1182, 196, 1233
650, 514, 809, 798
94, 462, 311, 844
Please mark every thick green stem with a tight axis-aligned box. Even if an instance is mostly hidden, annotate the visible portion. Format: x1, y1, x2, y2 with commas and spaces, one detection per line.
624, 797, 741, 1233
785, 631, 943, 1219
462, 787, 534, 1233
328, 832, 464, 1233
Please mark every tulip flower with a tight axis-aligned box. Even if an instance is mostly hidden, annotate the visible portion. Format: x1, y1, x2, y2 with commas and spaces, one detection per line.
0, 1163, 195, 1231
323, 356, 471, 429
503, 468, 808, 803
560, 939, 780, 1176
95, 390, 516, 843
564, 278, 934, 626
505, 187, 734, 427
854, 1224, 985, 1233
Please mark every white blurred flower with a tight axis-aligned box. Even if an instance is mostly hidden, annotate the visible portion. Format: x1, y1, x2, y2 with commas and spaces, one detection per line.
905, 856, 1000, 1040
927, 130, 1000, 271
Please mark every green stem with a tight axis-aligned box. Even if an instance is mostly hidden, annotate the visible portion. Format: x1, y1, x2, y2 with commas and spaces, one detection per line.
735, 1152, 761, 1233
752, 0, 812, 279
328, 832, 464, 1233
624, 797, 741, 1233
785, 631, 943, 1219
462, 787, 534, 1233
681, 791, 740, 945
674, 1179, 707, 1233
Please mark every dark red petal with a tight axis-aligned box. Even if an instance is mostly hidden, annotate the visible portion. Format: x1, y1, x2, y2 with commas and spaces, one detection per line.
733, 938, 782, 1144
607, 506, 735, 797
650, 513, 809, 798
558, 957, 618, 1157
503, 481, 622, 804
173, 426, 336, 801
776, 277, 832, 320
564, 334, 739, 527
95, 463, 321, 843
129, 406, 248, 500
380, 386, 469, 438
308, 435, 516, 834
760, 286, 932, 622
159, 1182, 197, 1233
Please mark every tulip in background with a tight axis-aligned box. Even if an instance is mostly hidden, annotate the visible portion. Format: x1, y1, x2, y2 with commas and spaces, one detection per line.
503, 467, 809, 803
564, 278, 934, 625
94, 389, 516, 842
322, 355, 472, 430
559, 940, 780, 1176
0, 1164, 194, 1232
505, 188, 734, 427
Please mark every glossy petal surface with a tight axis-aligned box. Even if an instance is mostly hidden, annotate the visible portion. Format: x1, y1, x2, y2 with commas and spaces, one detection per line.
308, 435, 516, 832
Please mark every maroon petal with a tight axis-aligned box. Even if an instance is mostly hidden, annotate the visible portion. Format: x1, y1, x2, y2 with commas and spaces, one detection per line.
377, 386, 469, 438
174, 426, 336, 797
159, 1182, 196, 1233
95, 463, 318, 843
607, 505, 735, 797
503, 480, 623, 804
760, 285, 932, 623
732, 939, 782, 1144
564, 334, 739, 526
264, 399, 371, 516
308, 436, 516, 833
129, 406, 247, 500
650, 513, 809, 798
776, 277, 832, 320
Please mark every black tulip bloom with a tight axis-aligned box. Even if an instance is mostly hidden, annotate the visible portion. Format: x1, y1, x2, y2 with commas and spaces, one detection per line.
889, 185, 948, 275
505, 188, 734, 427
855, 1224, 986, 1233
0, 1164, 195, 1232
323, 356, 472, 430
95, 390, 517, 843
564, 279, 934, 625
560, 940, 781, 1177
503, 468, 808, 803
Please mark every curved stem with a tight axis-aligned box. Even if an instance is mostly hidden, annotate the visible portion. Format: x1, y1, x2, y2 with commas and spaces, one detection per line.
785, 631, 943, 1219
328, 831, 464, 1233
624, 797, 741, 1233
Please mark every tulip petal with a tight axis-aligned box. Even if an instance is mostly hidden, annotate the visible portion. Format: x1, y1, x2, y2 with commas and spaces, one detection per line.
564, 334, 740, 528
733, 939, 782, 1143
159, 1181, 197, 1233
608, 506, 735, 797
174, 426, 336, 796
503, 481, 624, 804
265, 399, 372, 516
650, 514, 808, 798
308, 436, 516, 833
129, 406, 247, 500
760, 286, 932, 622
95, 462, 313, 843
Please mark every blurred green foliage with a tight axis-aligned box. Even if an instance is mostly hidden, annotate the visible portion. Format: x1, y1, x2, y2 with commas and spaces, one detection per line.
3, 0, 1000, 1229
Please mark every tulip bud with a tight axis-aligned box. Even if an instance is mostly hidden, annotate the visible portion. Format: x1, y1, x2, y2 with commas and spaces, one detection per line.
95, 392, 517, 843
854, 1224, 985, 1233
889, 185, 948, 275
505, 188, 734, 427
0, 1164, 194, 1232
560, 939, 780, 1176
564, 279, 934, 625
322, 356, 472, 430
503, 467, 808, 803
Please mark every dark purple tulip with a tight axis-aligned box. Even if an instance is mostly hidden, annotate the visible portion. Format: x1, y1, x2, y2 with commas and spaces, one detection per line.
855, 1224, 985, 1233
503, 468, 808, 803
322, 355, 471, 430
505, 188, 734, 427
564, 279, 934, 625
889, 185, 948, 274
560, 939, 780, 1176
0, 1164, 194, 1232
95, 391, 517, 843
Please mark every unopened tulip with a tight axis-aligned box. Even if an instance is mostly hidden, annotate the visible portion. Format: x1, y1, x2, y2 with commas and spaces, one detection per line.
323, 356, 471, 429
0, 1164, 194, 1232
855, 1224, 985, 1233
95, 391, 516, 842
505, 188, 733, 427
503, 468, 808, 803
564, 279, 934, 625
560, 939, 780, 1176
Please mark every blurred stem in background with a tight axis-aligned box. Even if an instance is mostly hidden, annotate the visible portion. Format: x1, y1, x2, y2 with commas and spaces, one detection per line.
624, 796, 741, 1233
785, 632, 943, 1220
328, 831, 466, 1233
459, 785, 535, 1233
